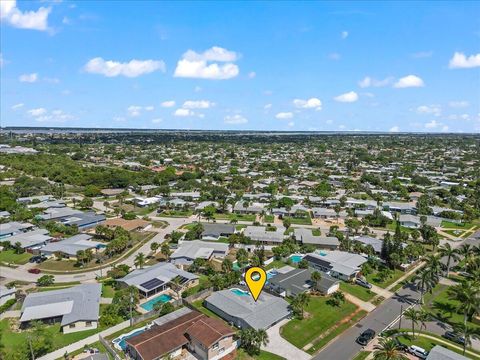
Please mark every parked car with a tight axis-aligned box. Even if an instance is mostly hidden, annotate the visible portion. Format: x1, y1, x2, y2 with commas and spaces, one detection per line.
28, 268, 41, 274
356, 328, 376, 345
83, 348, 99, 354
443, 331, 465, 345
29, 255, 47, 264
355, 278, 372, 289
408, 345, 428, 359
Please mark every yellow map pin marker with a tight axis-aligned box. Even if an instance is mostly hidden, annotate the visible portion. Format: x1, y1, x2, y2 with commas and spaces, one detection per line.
245, 267, 267, 301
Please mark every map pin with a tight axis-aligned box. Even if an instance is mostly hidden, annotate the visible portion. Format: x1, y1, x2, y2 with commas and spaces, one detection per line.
245, 266, 267, 301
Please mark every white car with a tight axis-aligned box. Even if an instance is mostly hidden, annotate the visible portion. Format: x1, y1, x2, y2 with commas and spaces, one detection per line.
408, 345, 428, 359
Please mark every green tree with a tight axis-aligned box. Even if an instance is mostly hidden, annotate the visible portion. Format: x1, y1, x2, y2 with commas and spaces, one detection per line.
238, 328, 269, 356
438, 243, 459, 277
37, 275, 55, 287
311, 271, 322, 292
161, 243, 171, 260
134, 252, 146, 269
291, 292, 310, 319
373, 337, 408, 360
403, 308, 420, 338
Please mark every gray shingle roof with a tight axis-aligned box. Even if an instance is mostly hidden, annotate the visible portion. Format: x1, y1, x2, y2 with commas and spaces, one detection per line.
426, 345, 470, 360
4, 229, 52, 249
244, 226, 285, 243
171, 240, 228, 262
294, 228, 339, 247
41, 234, 102, 256
20, 284, 101, 326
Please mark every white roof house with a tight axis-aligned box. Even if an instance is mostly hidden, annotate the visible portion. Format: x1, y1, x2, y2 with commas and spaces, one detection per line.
244, 226, 286, 244
170, 240, 229, 265
304, 250, 367, 280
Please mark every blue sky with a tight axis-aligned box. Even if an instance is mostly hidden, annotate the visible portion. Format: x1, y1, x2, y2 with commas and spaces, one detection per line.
1, 1, 479, 132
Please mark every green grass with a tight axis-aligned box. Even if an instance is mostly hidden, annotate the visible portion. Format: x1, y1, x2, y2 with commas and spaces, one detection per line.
102, 284, 116, 298
307, 310, 366, 354
264, 215, 275, 223
0, 319, 102, 357
340, 282, 375, 302
159, 209, 193, 217
390, 272, 417, 293
265, 259, 287, 270
214, 213, 256, 222
191, 300, 224, 321
280, 296, 357, 349
284, 216, 312, 225
396, 333, 480, 358
236, 349, 286, 360
441, 220, 473, 229
366, 268, 404, 288
352, 351, 371, 360
0, 250, 32, 265
311, 228, 321, 236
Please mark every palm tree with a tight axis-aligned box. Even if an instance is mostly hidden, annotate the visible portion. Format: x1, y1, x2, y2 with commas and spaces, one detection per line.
438, 243, 459, 277
417, 309, 430, 332
373, 337, 408, 360
453, 323, 480, 356
424, 254, 445, 278
457, 244, 473, 272
311, 271, 322, 292
161, 243, 171, 260
150, 242, 159, 253
414, 267, 438, 304
449, 281, 480, 345
291, 292, 310, 319
134, 252, 146, 269
404, 308, 420, 338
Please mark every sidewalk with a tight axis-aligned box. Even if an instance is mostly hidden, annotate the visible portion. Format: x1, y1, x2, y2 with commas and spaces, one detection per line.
262, 318, 311, 360
37, 320, 130, 360
343, 293, 376, 312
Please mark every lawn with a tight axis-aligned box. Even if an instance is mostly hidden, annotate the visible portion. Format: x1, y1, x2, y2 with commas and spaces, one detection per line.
280, 296, 357, 349
264, 215, 275, 223
265, 259, 287, 270
0, 319, 101, 358
340, 282, 375, 302
352, 351, 371, 360
236, 349, 286, 360
214, 213, 256, 222
0, 250, 32, 265
366, 268, 404, 289
102, 283, 116, 298
441, 220, 473, 229
191, 299, 224, 321
284, 216, 312, 225
159, 209, 193, 217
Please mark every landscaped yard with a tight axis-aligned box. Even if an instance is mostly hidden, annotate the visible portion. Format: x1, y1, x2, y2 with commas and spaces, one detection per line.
440, 220, 473, 229
159, 209, 193, 217
263, 215, 275, 223
280, 296, 357, 350
284, 215, 312, 225
0, 319, 101, 358
366, 268, 404, 288
236, 349, 286, 360
102, 282, 116, 298
0, 250, 32, 265
213, 213, 256, 222
265, 259, 287, 270
340, 282, 375, 302
191, 299, 224, 321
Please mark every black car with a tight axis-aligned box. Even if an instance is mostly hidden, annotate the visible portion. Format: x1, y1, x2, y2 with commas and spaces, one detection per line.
356, 329, 376, 346
443, 331, 465, 345
29, 255, 46, 264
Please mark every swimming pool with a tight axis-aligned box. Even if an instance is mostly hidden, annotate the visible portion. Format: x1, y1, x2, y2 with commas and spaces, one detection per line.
113, 326, 148, 351
230, 288, 249, 296
140, 294, 172, 311
290, 254, 304, 263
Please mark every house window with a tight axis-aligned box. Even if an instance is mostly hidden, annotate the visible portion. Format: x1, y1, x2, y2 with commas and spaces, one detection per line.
69, 323, 75, 328
86, 321, 92, 327
212, 342, 219, 350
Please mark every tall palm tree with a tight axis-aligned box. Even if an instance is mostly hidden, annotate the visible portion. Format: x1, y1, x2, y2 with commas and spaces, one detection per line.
414, 266, 438, 304
404, 308, 420, 338
373, 337, 408, 360
453, 323, 480, 356
134, 252, 146, 269
417, 309, 431, 332
424, 254, 445, 278
311, 271, 322, 292
438, 243, 459, 277
457, 244, 473, 272
449, 281, 480, 344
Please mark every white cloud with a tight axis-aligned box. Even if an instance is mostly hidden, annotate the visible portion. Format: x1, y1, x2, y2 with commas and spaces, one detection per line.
35, 109, 74, 123
161, 100, 175, 108
416, 105, 442, 116
113, 116, 126, 122
11, 103, 24, 110
334, 91, 358, 103
394, 75, 425, 88
389, 126, 400, 133
174, 46, 240, 80
293, 98, 322, 110
449, 101, 469, 108
341, 31, 349, 39
19, 73, 38, 83
224, 114, 248, 124
275, 112, 293, 119
182, 100, 214, 109
287, 121, 295, 127
27, 108, 47, 116
448, 52, 480, 69
127, 106, 142, 117
248, 71, 256, 79
264, 103, 272, 110
84, 57, 166, 77
174, 108, 195, 117
194, 86, 202, 92
0, 0, 51, 31
425, 119, 440, 129
151, 118, 162, 124
358, 76, 393, 88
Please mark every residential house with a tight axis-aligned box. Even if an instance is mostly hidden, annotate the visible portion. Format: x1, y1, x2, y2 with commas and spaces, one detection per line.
243, 226, 285, 245
0, 221, 35, 239
20, 284, 101, 334
170, 240, 229, 266
304, 251, 367, 281
0, 286, 16, 306
426, 345, 470, 360
41, 234, 104, 259
204, 288, 290, 330
126, 308, 236, 360
201, 223, 235, 241
118, 262, 198, 299
3, 229, 52, 251
293, 228, 339, 249
59, 212, 106, 230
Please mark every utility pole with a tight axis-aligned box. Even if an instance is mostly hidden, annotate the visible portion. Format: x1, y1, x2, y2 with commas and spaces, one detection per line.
398, 305, 403, 329
130, 288, 134, 326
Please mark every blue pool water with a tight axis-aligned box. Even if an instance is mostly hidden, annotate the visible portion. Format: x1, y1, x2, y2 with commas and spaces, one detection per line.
140, 294, 172, 311
231, 288, 249, 296
290, 255, 304, 263
116, 328, 146, 350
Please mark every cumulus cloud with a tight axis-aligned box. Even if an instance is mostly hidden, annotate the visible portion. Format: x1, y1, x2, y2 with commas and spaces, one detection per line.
182, 100, 214, 109
27, 108, 47, 116
224, 114, 248, 124
275, 112, 293, 119
389, 126, 400, 133
264, 103, 272, 110
358, 76, 393, 88
174, 108, 195, 117
416, 105, 441, 116
0, 0, 51, 31
293, 98, 322, 110
334, 91, 358, 103
161, 100, 175, 108
19, 73, 38, 83
394, 75, 425, 88
425, 119, 440, 129
449, 52, 480, 69
126, 105, 153, 117
84, 57, 166, 77
174, 46, 240, 80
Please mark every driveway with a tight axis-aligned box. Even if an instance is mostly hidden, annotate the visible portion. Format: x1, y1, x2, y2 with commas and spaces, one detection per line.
262, 319, 311, 360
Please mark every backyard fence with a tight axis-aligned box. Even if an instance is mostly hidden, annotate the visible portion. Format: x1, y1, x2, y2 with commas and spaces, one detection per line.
182, 287, 213, 304
99, 334, 122, 360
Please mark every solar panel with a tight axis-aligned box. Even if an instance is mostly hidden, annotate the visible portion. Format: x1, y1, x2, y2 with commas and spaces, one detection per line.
140, 278, 164, 290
